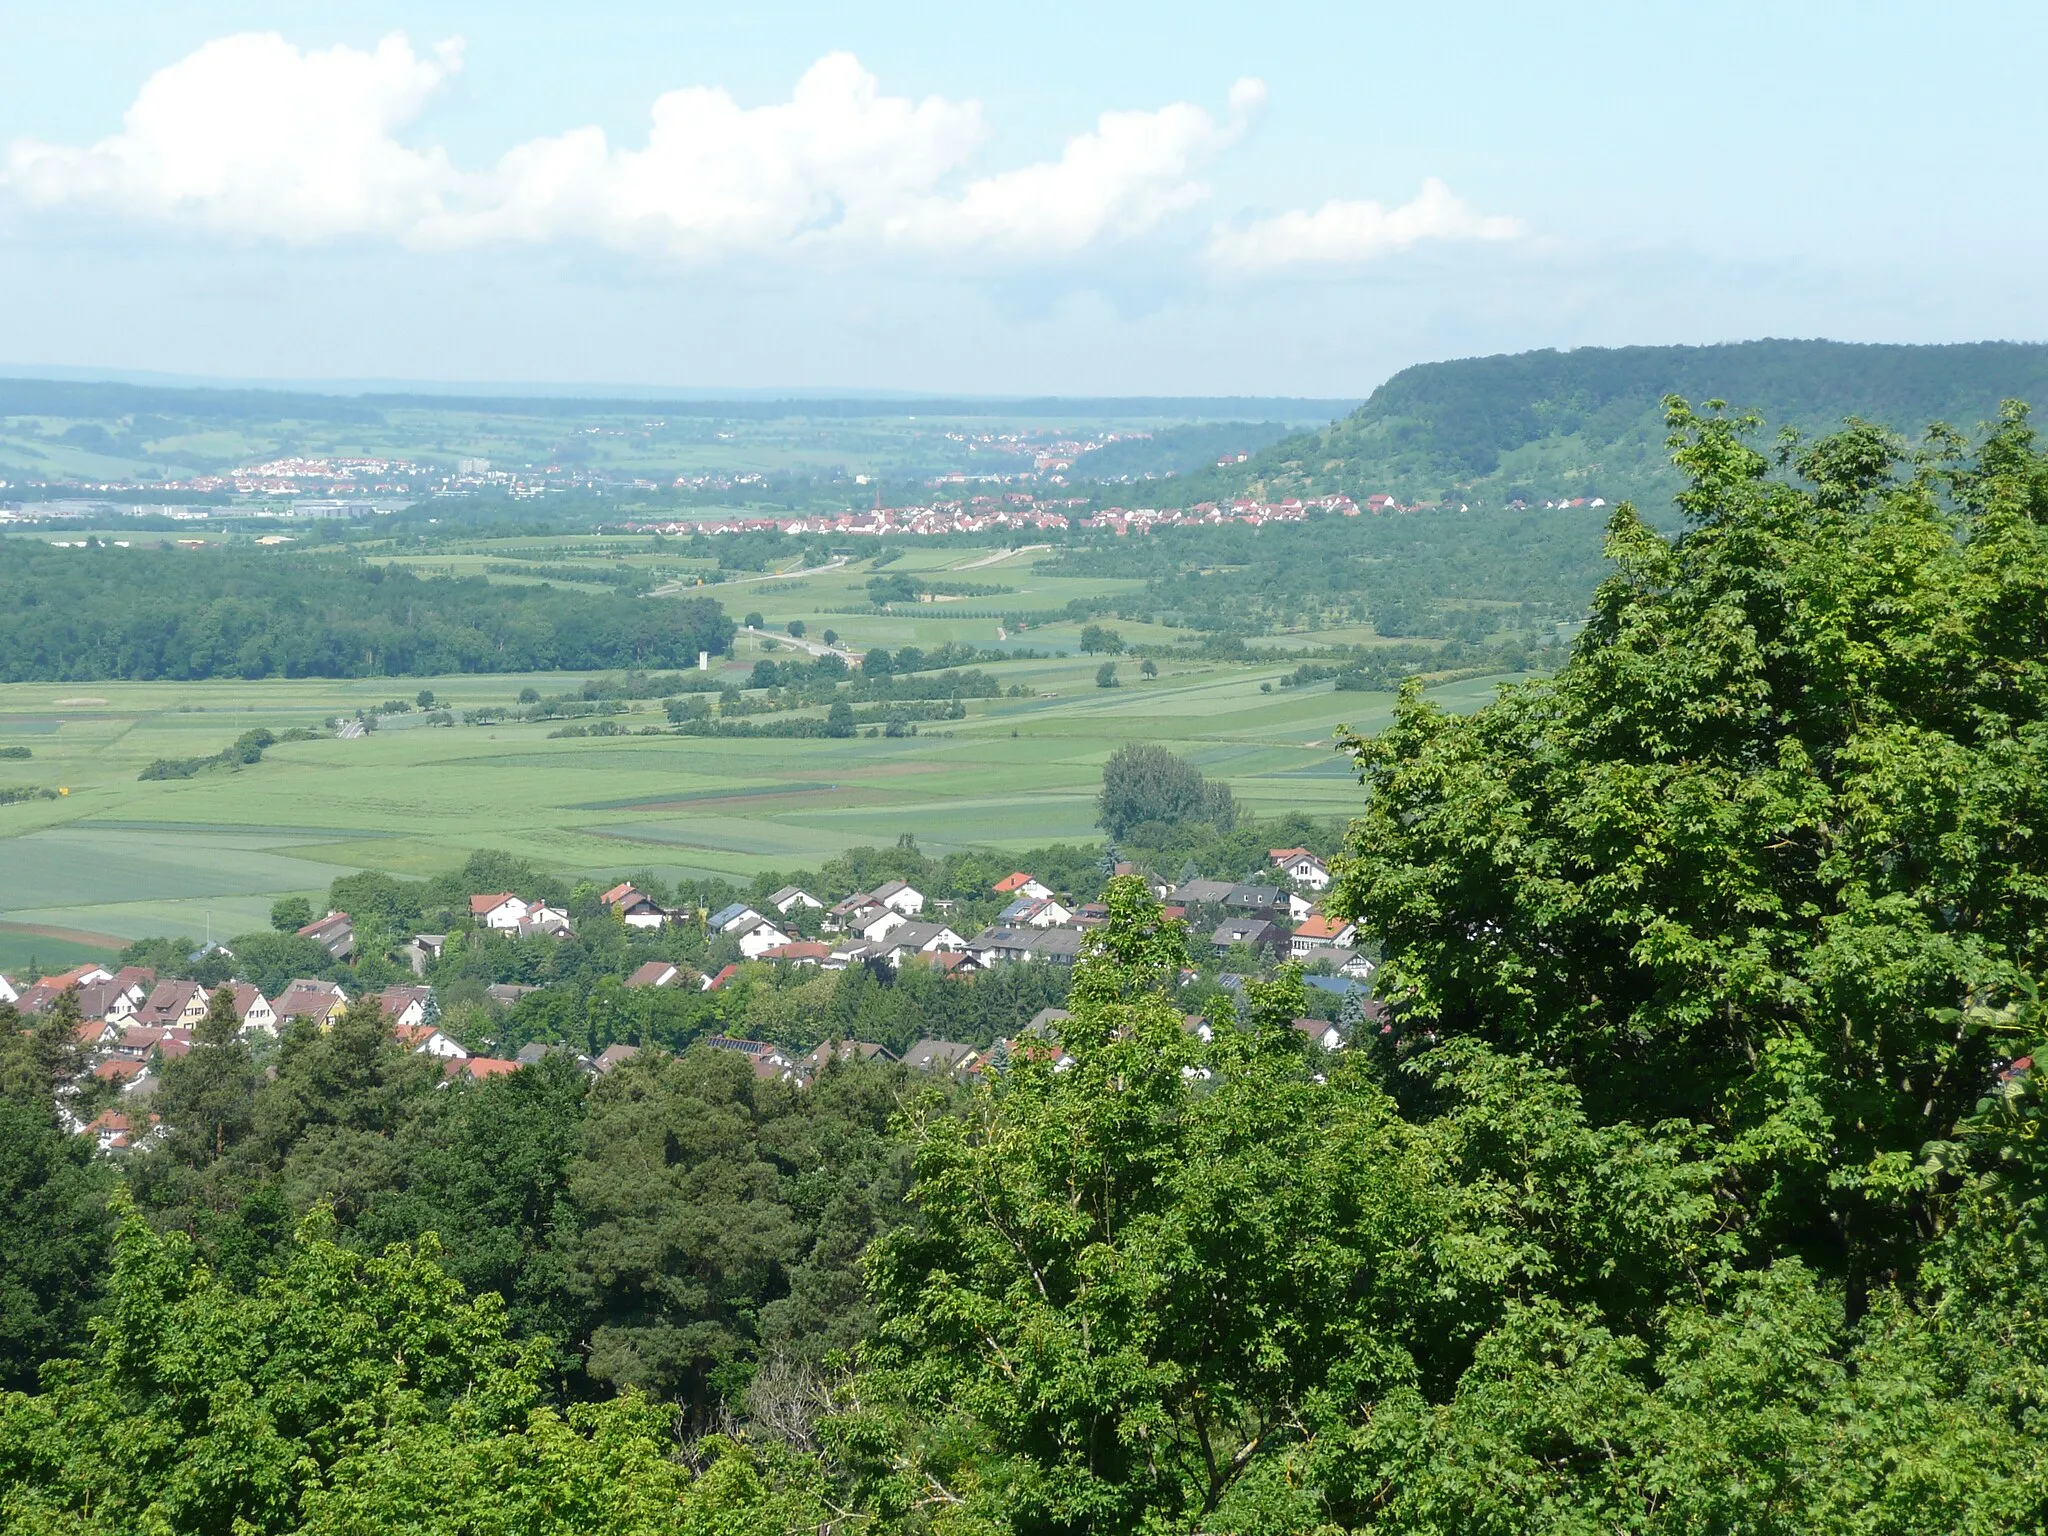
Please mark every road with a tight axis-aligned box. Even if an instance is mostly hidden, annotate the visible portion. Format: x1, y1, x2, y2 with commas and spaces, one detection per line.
740, 625, 862, 664
947, 543, 1048, 571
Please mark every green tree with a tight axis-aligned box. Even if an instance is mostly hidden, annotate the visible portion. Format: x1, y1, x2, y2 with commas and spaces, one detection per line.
268, 895, 313, 933
0, 1095, 113, 1387
744, 610, 764, 629
1330, 399, 2048, 1298
1078, 623, 1123, 654
1139, 657, 1158, 678
786, 619, 805, 638
151, 985, 258, 1166
1096, 741, 1238, 840
0, 1200, 826, 1535
1094, 661, 1118, 688
826, 699, 856, 738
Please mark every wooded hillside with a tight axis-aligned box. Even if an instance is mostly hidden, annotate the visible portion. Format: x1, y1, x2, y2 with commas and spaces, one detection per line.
1155, 339, 2048, 507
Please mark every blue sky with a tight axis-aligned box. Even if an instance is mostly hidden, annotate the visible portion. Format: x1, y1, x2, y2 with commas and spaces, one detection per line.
0, 0, 2042, 395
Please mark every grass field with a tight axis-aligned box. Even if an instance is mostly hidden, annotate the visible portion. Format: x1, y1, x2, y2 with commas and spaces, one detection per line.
0, 541, 1514, 964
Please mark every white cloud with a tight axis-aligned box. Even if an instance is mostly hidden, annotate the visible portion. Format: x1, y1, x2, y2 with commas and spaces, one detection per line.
1208, 178, 1523, 271
6, 32, 461, 243
422, 52, 988, 258
5, 36, 1507, 275
880, 77, 1265, 257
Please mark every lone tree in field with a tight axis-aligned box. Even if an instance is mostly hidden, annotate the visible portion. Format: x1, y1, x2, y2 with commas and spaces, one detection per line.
1097, 742, 1237, 840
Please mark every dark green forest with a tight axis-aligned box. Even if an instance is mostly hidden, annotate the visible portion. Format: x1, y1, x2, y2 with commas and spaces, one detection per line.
1164, 338, 2048, 507
0, 542, 733, 680
4, 397, 2048, 1532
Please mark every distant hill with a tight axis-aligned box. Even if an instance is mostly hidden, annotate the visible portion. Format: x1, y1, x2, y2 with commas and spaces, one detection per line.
1146, 340, 2048, 509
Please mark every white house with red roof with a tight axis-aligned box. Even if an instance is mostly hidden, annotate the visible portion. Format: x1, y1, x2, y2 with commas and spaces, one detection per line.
1291, 914, 1358, 956
1269, 848, 1332, 891
993, 872, 1053, 899
470, 893, 532, 930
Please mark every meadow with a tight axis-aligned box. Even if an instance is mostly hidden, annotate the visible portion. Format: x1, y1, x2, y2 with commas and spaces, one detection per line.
0, 533, 1524, 969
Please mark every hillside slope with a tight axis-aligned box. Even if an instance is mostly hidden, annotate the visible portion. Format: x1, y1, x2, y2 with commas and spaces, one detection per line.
1148, 339, 2048, 508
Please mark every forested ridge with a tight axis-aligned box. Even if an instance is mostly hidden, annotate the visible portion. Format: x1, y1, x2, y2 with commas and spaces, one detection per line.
4, 397, 2048, 1532
1163, 338, 2048, 507
0, 541, 733, 679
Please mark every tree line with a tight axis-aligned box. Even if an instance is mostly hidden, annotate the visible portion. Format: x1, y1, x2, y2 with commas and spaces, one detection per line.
0, 543, 733, 680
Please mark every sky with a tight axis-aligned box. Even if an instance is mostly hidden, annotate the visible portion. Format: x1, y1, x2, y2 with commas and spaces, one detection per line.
0, 0, 2043, 397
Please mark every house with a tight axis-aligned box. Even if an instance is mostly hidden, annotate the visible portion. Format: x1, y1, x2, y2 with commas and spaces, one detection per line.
1212, 918, 1289, 955
274, 978, 350, 1028
74, 1017, 120, 1052
729, 914, 793, 960
136, 979, 211, 1030
1175, 879, 1237, 909
1291, 914, 1358, 956
704, 1035, 800, 1082
966, 926, 1036, 966
405, 934, 447, 975
902, 1039, 980, 1075
69, 978, 140, 1025
1291, 1017, 1347, 1052
394, 1022, 469, 1059
1317, 949, 1376, 981
709, 902, 762, 934
1225, 884, 1292, 917
114, 1024, 192, 1061
626, 961, 682, 989
470, 894, 531, 930
486, 983, 540, 1009
844, 903, 908, 943
965, 925, 1086, 968
451, 1057, 520, 1081
594, 1043, 641, 1074
297, 910, 356, 960
997, 895, 1074, 928
1019, 927, 1086, 966
1269, 848, 1332, 891
512, 905, 576, 941
702, 964, 741, 991
13, 963, 118, 1016
227, 982, 276, 1036
0, 973, 15, 1005
760, 941, 832, 966
601, 882, 669, 929
799, 1039, 897, 1076
993, 872, 1053, 900
84, 1108, 160, 1152
868, 880, 925, 917
767, 886, 824, 914
920, 950, 976, 975
377, 985, 434, 1031
93, 1057, 150, 1091
878, 921, 966, 967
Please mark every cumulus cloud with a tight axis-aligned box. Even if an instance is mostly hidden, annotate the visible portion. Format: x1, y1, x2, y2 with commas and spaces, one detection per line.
7, 32, 461, 242
3, 34, 1513, 274
1208, 178, 1523, 271
422, 52, 988, 258
880, 77, 1265, 257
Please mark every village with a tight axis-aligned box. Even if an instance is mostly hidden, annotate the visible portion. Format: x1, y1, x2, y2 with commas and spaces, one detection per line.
0, 846, 1379, 1158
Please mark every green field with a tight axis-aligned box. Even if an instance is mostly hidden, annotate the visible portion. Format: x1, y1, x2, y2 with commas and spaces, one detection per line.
0, 657, 1502, 964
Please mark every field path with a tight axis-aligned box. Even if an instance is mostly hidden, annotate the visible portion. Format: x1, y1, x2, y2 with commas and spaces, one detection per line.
948, 544, 1047, 571
651, 555, 848, 597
